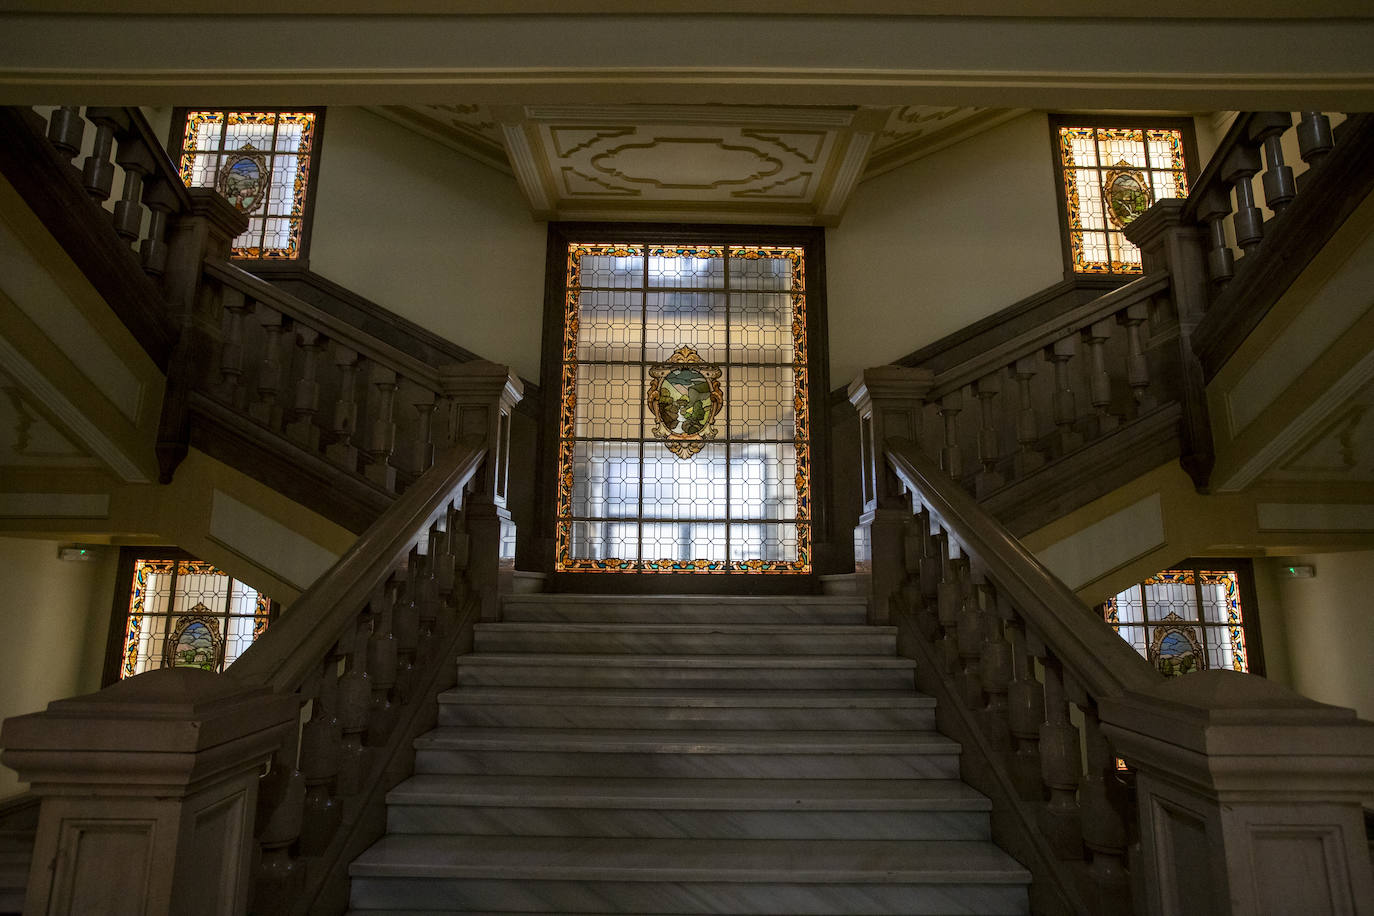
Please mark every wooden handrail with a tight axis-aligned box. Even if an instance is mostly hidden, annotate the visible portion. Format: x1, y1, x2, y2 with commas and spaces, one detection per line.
229, 441, 484, 694
885, 437, 1159, 700
928, 270, 1169, 399
121, 105, 194, 212
1180, 112, 1254, 224
204, 257, 443, 392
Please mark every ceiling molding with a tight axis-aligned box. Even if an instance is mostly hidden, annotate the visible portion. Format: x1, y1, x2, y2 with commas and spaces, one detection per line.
365, 105, 511, 175
865, 107, 1028, 179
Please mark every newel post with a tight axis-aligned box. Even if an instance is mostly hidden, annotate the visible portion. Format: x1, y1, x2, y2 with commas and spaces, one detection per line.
847, 366, 934, 625
1124, 198, 1215, 492
1099, 671, 1374, 916
0, 669, 296, 916
438, 360, 524, 622
156, 188, 249, 483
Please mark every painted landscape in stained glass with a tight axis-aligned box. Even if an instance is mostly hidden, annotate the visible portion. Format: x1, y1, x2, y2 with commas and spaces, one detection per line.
1101, 566, 1249, 675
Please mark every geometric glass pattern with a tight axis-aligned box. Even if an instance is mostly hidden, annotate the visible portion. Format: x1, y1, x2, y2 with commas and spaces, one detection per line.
178, 110, 318, 259
556, 242, 811, 573
1058, 125, 1190, 274
1103, 567, 1248, 676
121, 557, 272, 678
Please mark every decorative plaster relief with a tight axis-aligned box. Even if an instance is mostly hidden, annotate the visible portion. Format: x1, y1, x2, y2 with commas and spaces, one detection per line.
0, 381, 98, 466
1272, 401, 1372, 480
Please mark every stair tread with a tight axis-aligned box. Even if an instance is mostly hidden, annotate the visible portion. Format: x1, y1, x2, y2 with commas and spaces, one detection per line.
440, 688, 934, 708
350, 836, 1031, 884
416, 728, 958, 754
387, 775, 991, 810
460, 654, 915, 669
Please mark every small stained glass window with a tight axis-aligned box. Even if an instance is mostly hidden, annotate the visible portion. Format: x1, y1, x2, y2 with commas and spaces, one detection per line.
116, 551, 274, 680
1052, 118, 1194, 275
175, 109, 321, 260
1102, 561, 1258, 677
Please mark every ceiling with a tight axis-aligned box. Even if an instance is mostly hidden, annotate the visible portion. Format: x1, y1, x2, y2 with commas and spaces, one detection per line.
371, 103, 1021, 224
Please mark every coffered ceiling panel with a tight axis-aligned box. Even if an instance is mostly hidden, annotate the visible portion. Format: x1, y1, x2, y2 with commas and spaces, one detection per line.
372, 102, 1018, 224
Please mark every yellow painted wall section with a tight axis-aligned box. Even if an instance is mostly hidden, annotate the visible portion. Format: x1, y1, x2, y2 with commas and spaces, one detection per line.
1259, 551, 1374, 721
0, 536, 118, 797
827, 112, 1064, 387
309, 107, 548, 379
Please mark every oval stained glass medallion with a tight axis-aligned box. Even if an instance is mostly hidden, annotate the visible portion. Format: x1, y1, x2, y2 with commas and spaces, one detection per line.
163, 604, 223, 671
646, 345, 723, 459
1103, 159, 1153, 229
216, 145, 269, 214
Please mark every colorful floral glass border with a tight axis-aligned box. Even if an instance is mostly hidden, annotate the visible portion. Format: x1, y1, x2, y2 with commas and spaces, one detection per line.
555, 243, 812, 573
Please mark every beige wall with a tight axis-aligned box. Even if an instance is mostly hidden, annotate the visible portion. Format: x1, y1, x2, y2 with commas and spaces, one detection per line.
826, 111, 1064, 387
309, 107, 548, 379
1258, 552, 1374, 721
0, 536, 117, 797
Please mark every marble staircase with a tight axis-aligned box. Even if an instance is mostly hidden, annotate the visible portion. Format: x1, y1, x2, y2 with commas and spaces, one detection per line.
347, 594, 1032, 915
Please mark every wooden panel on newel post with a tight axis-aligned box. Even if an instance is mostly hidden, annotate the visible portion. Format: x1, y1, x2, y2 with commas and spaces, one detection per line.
1124, 198, 1215, 492
0, 668, 297, 916
439, 360, 524, 621
156, 188, 249, 483
847, 366, 934, 625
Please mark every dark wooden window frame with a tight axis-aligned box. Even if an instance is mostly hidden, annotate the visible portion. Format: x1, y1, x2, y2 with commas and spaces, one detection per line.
168, 106, 326, 264
101, 546, 280, 686
536, 222, 834, 593
1048, 114, 1200, 279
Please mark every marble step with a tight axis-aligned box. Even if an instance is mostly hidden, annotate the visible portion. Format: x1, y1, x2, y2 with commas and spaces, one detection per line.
438, 687, 937, 730
385, 774, 991, 840
457, 655, 916, 690
473, 622, 897, 656
413, 728, 961, 779
0, 843, 28, 915
501, 595, 868, 626
348, 836, 1031, 914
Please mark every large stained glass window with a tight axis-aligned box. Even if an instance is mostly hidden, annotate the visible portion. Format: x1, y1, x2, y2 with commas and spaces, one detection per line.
1052, 118, 1194, 275
175, 109, 321, 259
555, 241, 811, 573
114, 551, 274, 680
1102, 561, 1261, 677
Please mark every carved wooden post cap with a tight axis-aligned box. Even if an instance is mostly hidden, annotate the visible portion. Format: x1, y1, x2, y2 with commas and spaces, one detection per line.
1100, 670, 1374, 915
0, 668, 297, 915
437, 360, 523, 504
185, 185, 250, 244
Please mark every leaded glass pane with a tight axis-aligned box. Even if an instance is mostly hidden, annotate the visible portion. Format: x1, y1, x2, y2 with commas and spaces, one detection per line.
1103, 566, 1249, 675
556, 241, 810, 573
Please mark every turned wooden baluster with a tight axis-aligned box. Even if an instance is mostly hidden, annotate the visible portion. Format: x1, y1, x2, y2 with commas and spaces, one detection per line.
935, 544, 966, 675
1223, 143, 1265, 257
936, 391, 963, 480
1116, 302, 1156, 416
249, 306, 287, 429
1082, 319, 1119, 437
364, 366, 399, 491
217, 288, 252, 407
45, 106, 84, 162
1005, 615, 1045, 802
253, 723, 306, 912
956, 581, 989, 715
1080, 702, 1132, 912
411, 388, 438, 474
111, 134, 152, 244
139, 178, 178, 276
1296, 111, 1335, 168
80, 109, 120, 202
1252, 113, 1296, 214
979, 589, 1014, 753
335, 610, 373, 797
444, 503, 471, 640
394, 554, 423, 705
1037, 651, 1085, 859
284, 326, 325, 449
1009, 355, 1044, 477
325, 347, 361, 471
1197, 186, 1236, 286
298, 650, 343, 857
366, 578, 400, 746
910, 508, 941, 639
972, 374, 1003, 497
1045, 336, 1083, 456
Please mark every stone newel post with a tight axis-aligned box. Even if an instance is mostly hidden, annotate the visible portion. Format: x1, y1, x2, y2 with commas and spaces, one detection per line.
0, 668, 296, 916
1100, 671, 1374, 916
438, 360, 524, 621
847, 366, 934, 624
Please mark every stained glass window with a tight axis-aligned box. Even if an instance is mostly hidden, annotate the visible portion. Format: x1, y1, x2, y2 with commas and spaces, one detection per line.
1102, 561, 1259, 677
555, 241, 811, 573
115, 551, 274, 680
1052, 118, 1194, 275
175, 109, 321, 259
